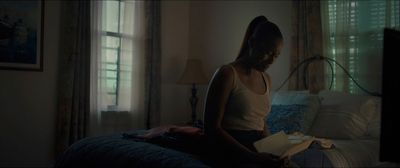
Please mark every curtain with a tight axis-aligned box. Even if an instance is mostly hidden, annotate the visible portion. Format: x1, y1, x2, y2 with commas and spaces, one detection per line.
55, 1, 91, 156
144, 1, 161, 129
289, 0, 325, 94
320, 0, 400, 95
90, 0, 161, 134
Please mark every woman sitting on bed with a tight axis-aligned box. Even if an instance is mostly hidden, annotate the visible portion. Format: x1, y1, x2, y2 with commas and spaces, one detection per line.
203, 15, 292, 167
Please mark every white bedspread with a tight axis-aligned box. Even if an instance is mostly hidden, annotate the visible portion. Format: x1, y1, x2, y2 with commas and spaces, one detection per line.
323, 139, 379, 167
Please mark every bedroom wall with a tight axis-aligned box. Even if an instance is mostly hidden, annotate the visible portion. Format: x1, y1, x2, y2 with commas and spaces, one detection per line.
161, 1, 292, 125
161, 1, 192, 125
0, 1, 60, 167
0, 1, 292, 166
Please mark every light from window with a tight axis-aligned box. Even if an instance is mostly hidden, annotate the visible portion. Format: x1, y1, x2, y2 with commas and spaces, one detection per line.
101, 0, 125, 111
325, 0, 399, 94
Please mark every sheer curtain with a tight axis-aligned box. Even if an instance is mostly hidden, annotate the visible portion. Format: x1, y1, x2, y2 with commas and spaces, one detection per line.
321, 0, 400, 95
289, 0, 325, 93
90, 1, 149, 135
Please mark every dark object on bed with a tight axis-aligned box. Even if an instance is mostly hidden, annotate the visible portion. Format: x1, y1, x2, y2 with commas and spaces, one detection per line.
380, 28, 400, 163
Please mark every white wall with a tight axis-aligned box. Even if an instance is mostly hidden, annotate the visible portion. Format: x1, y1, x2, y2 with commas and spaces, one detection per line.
161, 1, 192, 124
0, 1, 60, 167
161, 1, 292, 125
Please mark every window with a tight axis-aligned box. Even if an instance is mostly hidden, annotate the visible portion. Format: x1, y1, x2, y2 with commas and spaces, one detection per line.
324, 0, 399, 94
101, 0, 129, 111
91, 0, 149, 131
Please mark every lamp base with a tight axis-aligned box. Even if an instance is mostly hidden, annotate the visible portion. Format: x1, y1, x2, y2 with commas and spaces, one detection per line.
187, 84, 204, 129
192, 119, 203, 129
189, 84, 198, 124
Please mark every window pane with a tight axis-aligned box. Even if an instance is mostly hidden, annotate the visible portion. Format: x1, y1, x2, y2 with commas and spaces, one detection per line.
103, 36, 120, 49
105, 48, 118, 64
119, 1, 125, 33
103, 0, 119, 33
105, 63, 117, 70
106, 70, 117, 79
106, 79, 117, 93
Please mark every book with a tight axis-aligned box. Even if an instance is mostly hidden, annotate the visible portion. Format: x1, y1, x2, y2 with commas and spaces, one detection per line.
253, 131, 333, 159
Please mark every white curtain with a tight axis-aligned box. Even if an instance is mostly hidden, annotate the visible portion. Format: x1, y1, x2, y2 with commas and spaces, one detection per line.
90, 1, 146, 135
321, 0, 399, 95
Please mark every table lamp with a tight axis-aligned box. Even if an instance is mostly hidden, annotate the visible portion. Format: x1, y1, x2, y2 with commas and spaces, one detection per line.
177, 59, 208, 125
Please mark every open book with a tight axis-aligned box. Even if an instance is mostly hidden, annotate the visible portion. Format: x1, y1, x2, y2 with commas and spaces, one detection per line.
253, 131, 333, 159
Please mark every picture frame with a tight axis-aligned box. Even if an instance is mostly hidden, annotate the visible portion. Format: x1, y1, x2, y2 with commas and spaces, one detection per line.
0, 0, 44, 71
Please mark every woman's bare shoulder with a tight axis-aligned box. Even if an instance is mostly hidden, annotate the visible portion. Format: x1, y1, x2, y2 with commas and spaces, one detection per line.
214, 64, 234, 78
209, 64, 235, 87
262, 72, 271, 79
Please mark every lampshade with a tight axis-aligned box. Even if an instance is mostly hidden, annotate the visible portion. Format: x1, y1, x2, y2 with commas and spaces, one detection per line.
177, 59, 208, 84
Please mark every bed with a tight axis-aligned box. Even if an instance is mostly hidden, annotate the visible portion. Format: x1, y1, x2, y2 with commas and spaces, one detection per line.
55, 128, 333, 168
55, 90, 380, 168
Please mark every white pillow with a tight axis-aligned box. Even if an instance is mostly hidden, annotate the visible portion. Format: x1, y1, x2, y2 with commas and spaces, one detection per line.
309, 91, 379, 139
366, 98, 381, 139
270, 90, 321, 133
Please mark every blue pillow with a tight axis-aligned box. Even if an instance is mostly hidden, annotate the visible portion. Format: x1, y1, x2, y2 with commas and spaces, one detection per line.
266, 104, 307, 134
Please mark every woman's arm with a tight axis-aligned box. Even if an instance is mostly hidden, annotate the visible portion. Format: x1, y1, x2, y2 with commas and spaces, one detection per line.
263, 72, 272, 137
263, 122, 271, 137
203, 65, 255, 157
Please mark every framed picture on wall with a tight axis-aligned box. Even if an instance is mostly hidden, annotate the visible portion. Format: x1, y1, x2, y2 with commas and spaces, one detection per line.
0, 0, 44, 71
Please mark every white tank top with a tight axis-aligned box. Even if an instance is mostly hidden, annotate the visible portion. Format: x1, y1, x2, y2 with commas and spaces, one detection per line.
221, 65, 271, 131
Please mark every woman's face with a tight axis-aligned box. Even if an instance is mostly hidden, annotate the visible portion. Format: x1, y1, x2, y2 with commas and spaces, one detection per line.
254, 40, 283, 71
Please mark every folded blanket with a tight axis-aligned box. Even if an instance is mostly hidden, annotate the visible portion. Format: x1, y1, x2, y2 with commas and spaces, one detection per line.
133, 125, 204, 139
122, 125, 207, 156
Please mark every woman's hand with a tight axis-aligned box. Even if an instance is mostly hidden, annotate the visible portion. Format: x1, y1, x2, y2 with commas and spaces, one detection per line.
252, 152, 285, 167
254, 153, 298, 168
